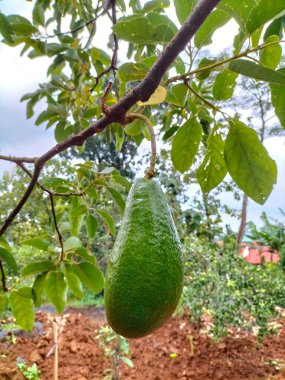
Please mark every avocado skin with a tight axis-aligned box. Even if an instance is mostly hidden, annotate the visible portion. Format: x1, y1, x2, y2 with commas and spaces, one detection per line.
105, 178, 183, 338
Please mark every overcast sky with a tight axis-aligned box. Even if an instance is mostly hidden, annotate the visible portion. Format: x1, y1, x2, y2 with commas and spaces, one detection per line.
0, 1, 284, 231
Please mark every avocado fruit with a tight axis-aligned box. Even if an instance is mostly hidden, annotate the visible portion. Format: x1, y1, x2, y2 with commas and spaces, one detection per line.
104, 178, 183, 338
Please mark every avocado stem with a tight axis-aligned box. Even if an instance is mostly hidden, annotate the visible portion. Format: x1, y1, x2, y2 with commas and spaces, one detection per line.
127, 113, 156, 179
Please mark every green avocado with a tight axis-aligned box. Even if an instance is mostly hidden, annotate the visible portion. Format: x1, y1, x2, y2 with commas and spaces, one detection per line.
104, 178, 183, 338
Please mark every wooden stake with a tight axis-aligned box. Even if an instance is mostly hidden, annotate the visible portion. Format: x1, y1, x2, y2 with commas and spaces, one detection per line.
53, 321, 59, 380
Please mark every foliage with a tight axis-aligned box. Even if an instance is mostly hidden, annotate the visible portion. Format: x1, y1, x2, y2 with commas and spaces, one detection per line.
182, 237, 285, 339
0, 0, 285, 331
0, 159, 131, 329
17, 362, 41, 380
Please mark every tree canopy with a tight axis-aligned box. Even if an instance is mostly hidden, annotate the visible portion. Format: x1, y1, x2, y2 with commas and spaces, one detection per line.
0, 0, 285, 330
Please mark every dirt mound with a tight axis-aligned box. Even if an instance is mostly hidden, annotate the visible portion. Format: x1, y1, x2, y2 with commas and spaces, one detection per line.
1, 308, 285, 379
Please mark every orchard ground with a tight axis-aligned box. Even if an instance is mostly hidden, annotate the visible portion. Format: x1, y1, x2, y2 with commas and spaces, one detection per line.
1, 306, 285, 380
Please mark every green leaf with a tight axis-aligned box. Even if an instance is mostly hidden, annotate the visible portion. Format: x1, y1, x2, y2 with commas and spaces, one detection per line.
143, 0, 170, 13
270, 68, 285, 129
0, 247, 17, 274
112, 175, 132, 191
219, 0, 285, 36
115, 129, 124, 152
32, 4, 45, 27
73, 262, 104, 293
197, 132, 227, 192
259, 35, 282, 70
112, 13, 177, 45
264, 17, 284, 40
6, 14, 38, 36
9, 287, 34, 331
125, 119, 145, 136
70, 214, 84, 236
171, 117, 202, 173
0, 237, 11, 252
251, 27, 263, 48
69, 204, 88, 218
166, 83, 188, 107
196, 58, 217, 81
246, 1, 285, 35
0, 293, 8, 316
54, 122, 73, 142
32, 273, 47, 307
64, 237, 82, 251
107, 187, 125, 215
224, 120, 277, 204
174, 0, 198, 24
162, 126, 179, 141
0, 12, 14, 43
64, 264, 83, 299
229, 59, 285, 85
194, 9, 231, 48
22, 260, 55, 277
118, 62, 149, 82
86, 214, 99, 239
120, 356, 134, 368
44, 271, 67, 314
41, 177, 71, 188
97, 209, 116, 236
74, 247, 96, 265
212, 70, 238, 101
21, 238, 50, 251
87, 187, 99, 201
35, 109, 58, 126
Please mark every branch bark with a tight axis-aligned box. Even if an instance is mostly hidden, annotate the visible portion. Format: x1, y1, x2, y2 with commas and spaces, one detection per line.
0, 0, 222, 237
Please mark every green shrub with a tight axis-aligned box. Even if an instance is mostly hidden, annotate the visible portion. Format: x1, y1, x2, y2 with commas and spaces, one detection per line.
182, 238, 285, 339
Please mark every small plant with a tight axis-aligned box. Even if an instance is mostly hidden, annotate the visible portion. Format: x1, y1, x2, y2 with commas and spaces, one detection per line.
266, 358, 285, 371
1, 322, 19, 345
96, 325, 134, 380
17, 362, 41, 380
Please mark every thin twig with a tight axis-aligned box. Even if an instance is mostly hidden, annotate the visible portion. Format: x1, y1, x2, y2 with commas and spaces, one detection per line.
85, 2, 119, 105
184, 81, 221, 114
49, 195, 64, 261
127, 113, 156, 179
0, 166, 42, 236
166, 39, 285, 85
101, 82, 113, 114
0, 155, 37, 164
17, 162, 89, 197
46, 11, 104, 39
0, 0, 222, 237
84, 0, 101, 49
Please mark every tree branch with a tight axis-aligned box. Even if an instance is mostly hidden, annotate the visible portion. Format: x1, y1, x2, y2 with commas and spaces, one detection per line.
0, 0, 222, 237
0, 165, 42, 236
0, 155, 37, 164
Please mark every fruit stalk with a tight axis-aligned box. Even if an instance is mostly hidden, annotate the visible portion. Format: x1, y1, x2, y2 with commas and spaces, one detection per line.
127, 113, 156, 179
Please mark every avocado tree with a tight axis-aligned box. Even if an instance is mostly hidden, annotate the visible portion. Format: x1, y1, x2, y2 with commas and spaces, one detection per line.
0, 0, 285, 331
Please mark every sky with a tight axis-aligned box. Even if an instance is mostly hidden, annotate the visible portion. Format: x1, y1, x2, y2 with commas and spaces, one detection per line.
0, 1, 284, 232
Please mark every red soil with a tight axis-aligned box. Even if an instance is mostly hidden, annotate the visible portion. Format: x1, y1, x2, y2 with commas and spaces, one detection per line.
1, 307, 285, 380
